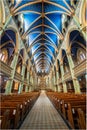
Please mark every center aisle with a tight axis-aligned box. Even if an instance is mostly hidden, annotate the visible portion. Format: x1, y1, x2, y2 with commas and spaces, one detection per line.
20, 91, 69, 130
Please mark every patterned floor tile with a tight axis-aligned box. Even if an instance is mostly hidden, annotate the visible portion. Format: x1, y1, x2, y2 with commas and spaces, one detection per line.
20, 91, 69, 130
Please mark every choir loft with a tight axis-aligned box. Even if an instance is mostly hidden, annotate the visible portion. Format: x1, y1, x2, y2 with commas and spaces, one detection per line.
0, 0, 86, 129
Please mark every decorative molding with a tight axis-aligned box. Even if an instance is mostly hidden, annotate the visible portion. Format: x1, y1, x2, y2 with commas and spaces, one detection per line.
73, 59, 86, 77
0, 60, 13, 77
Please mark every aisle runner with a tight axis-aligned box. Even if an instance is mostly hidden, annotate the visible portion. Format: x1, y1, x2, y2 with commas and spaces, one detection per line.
20, 91, 69, 130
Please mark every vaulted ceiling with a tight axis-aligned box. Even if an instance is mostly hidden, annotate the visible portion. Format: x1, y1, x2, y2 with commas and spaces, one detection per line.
12, 0, 74, 75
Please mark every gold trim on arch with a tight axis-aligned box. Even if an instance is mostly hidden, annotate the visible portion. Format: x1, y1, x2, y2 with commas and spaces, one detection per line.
70, 41, 86, 50
35, 56, 52, 65
45, 15, 62, 35
0, 40, 15, 49
1, 0, 6, 24
14, 10, 41, 16
33, 52, 52, 64
45, 11, 71, 16
63, 0, 73, 12
5, 32, 15, 45
27, 37, 58, 53
31, 45, 55, 60
36, 60, 50, 68
44, 0, 72, 14
22, 16, 41, 38
13, 0, 42, 14
25, 24, 60, 36
30, 47, 55, 61
29, 33, 41, 46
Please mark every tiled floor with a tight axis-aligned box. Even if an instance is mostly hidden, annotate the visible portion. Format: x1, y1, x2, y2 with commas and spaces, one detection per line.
20, 91, 69, 130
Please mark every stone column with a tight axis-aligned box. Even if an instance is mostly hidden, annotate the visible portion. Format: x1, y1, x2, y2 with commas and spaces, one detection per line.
53, 71, 56, 91
56, 71, 59, 85
48, 77, 50, 89
5, 52, 19, 94
58, 84, 61, 92
0, 15, 12, 35
29, 73, 32, 91
5, 33, 20, 94
66, 51, 81, 93
18, 63, 26, 93
49, 71, 54, 90
48, 73, 51, 90
25, 70, 30, 92
56, 71, 61, 92
73, 14, 86, 40
60, 61, 67, 93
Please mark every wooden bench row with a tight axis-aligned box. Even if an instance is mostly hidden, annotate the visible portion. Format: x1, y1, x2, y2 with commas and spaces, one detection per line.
46, 92, 86, 129
0, 92, 40, 129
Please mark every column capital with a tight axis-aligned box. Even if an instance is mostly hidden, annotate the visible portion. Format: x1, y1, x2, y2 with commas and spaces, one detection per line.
60, 60, 63, 66
8, 78, 13, 80
56, 69, 59, 72
66, 51, 71, 56
27, 70, 30, 73
14, 52, 19, 56
72, 77, 77, 80
0, 26, 3, 31
66, 48, 71, 56
22, 61, 26, 66
71, 10, 75, 17
62, 81, 66, 84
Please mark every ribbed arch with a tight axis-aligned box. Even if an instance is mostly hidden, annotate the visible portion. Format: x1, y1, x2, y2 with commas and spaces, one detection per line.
11, 0, 73, 75
44, 0, 72, 14
35, 57, 52, 66
30, 46, 55, 61
36, 59, 51, 66
36, 60, 51, 70
27, 38, 58, 53
13, 0, 42, 14
34, 52, 53, 65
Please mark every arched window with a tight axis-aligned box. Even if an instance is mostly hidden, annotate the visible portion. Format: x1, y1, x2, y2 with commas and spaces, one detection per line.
80, 51, 85, 60
77, 49, 86, 63
16, 66, 21, 74
0, 50, 8, 63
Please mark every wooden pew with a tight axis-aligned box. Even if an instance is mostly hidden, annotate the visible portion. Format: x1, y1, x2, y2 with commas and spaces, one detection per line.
1, 106, 20, 129
0, 110, 10, 129
0, 92, 40, 129
77, 108, 86, 129
46, 92, 86, 129
61, 100, 86, 118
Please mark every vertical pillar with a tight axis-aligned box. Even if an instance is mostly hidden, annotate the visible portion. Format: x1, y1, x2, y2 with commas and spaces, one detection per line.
60, 61, 67, 93
0, 15, 12, 35
58, 84, 61, 92
34, 74, 37, 90
53, 71, 56, 91
56, 71, 61, 92
5, 33, 20, 94
49, 74, 51, 90
29, 74, 32, 91
25, 70, 30, 92
66, 51, 81, 93
18, 64, 26, 93
56, 71, 59, 85
73, 15, 86, 40
5, 52, 19, 94
48, 77, 50, 89
49, 71, 54, 90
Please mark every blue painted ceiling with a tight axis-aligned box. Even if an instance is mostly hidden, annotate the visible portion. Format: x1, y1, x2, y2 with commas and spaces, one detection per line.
13, 0, 73, 75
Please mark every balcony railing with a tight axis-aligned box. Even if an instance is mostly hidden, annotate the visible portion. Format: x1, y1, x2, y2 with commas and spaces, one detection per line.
24, 78, 28, 85
58, 78, 62, 84
73, 59, 86, 76
14, 72, 22, 81
0, 60, 12, 77
63, 71, 72, 82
